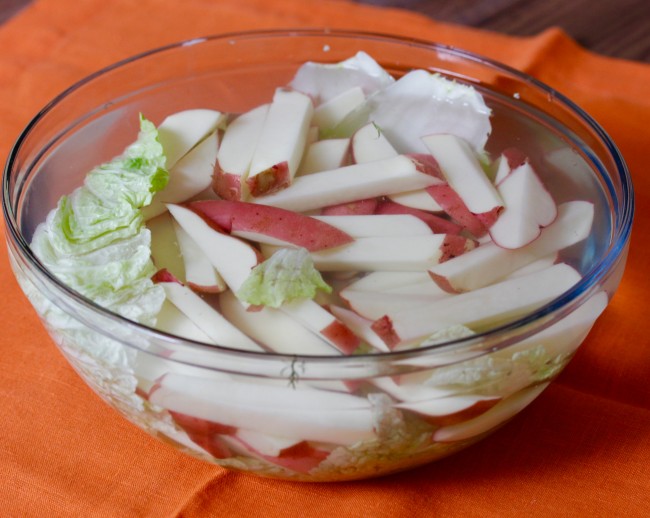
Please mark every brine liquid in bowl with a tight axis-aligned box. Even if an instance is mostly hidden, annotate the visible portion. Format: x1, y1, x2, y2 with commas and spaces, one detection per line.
3, 31, 632, 481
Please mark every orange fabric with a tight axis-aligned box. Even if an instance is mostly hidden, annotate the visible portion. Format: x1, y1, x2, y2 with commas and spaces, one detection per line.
1, 0, 649, 516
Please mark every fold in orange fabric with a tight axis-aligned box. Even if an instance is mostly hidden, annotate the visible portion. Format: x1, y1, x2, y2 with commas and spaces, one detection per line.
1, 0, 648, 516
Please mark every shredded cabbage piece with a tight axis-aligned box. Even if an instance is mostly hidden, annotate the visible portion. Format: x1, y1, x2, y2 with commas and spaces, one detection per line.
289, 50, 395, 104
30, 114, 168, 326
329, 69, 492, 156
421, 344, 570, 397
237, 248, 332, 308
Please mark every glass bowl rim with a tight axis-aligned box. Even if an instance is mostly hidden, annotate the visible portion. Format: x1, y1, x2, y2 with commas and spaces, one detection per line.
2, 28, 634, 368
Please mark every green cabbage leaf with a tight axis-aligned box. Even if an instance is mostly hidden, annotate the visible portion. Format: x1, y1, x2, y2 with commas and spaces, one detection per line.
30, 114, 168, 326
237, 248, 331, 308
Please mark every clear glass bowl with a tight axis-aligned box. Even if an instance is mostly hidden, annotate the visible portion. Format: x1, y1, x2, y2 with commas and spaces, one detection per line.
2, 30, 633, 482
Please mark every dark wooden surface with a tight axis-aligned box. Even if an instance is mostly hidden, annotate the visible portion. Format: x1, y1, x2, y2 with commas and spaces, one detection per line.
1, 0, 649, 62
0, 0, 28, 24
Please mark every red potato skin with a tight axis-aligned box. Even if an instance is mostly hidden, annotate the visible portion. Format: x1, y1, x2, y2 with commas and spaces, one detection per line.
439, 234, 477, 263
151, 268, 182, 285
187, 281, 226, 294
247, 162, 291, 197
321, 320, 362, 354
213, 165, 244, 201
370, 315, 400, 349
173, 206, 265, 267
409, 153, 487, 235
321, 198, 379, 216
154, 218, 265, 300
474, 206, 503, 230
268, 441, 331, 474
375, 199, 463, 235
409, 152, 503, 235
188, 199, 354, 252
343, 379, 364, 392
170, 417, 234, 459
146, 384, 235, 459
188, 201, 233, 231
159, 400, 331, 472
233, 437, 331, 474
152, 268, 226, 294
169, 410, 238, 436
427, 271, 459, 294
135, 386, 149, 399
425, 184, 487, 238
407, 153, 445, 179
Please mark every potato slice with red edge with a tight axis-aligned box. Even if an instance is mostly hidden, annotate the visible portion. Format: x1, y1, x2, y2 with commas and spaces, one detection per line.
166, 204, 263, 298
188, 199, 354, 252
254, 155, 439, 213
372, 263, 582, 348
152, 269, 262, 352
223, 432, 331, 474
213, 103, 270, 201
375, 199, 462, 235
172, 219, 226, 293
247, 89, 313, 197
428, 201, 593, 293
288, 234, 475, 272
148, 372, 377, 445
488, 159, 558, 249
422, 134, 503, 231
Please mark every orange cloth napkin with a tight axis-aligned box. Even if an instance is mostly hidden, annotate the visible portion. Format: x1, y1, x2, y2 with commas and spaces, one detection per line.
1, 0, 649, 516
